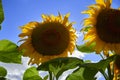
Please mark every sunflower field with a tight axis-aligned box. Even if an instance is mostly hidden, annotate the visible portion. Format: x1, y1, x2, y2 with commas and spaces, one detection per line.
0, 0, 120, 80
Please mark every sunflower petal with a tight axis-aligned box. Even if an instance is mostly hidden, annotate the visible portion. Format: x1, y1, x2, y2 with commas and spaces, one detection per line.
96, 0, 105, 5
105, 0, 112, 8
63, 13, 70, 25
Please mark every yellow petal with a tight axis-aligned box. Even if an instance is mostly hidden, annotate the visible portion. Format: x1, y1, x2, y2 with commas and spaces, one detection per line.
63, 13, 70, 25
82, 9, 95, 16
96, 0, 105, 5
83, 18, 96, 26
105, 0, 112, 8
88, 5, 97, 11
84, 28, 96, 40
42, 15, 50, 22
41, 14, 46, 19
51, 14, 55, 21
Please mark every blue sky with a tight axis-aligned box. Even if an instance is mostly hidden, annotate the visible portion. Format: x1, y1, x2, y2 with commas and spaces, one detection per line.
0, 0, 120, 80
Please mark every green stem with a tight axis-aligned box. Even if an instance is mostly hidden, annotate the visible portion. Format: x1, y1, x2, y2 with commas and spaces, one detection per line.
100, 70, 109, 80
107, 63, 113, 80
99, 53, 105, 59
49, 71, 52, 80
108, 66, 112, 80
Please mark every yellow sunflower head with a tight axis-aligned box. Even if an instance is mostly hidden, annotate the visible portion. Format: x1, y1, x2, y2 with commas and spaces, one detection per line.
82, 0, 120, 55
18, 13, 76, 65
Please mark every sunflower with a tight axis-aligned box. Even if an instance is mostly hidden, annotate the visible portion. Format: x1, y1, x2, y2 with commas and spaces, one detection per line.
18, 13, 76, 65
82, 0, 120, 55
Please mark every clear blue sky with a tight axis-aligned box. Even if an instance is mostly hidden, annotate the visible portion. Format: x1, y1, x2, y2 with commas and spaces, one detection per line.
0, 0, 120, 80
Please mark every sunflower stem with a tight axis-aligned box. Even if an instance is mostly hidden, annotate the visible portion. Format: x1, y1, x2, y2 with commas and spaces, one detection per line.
107, 63, 113, 80
100, 70, 109, 80
49, 71, 53, 80
99, 53, 105, 59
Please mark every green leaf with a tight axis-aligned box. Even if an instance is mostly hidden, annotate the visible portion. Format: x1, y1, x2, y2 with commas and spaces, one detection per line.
23, 67, 43, 80
37, 57, 83, 79
0, 0, 4, 29
0, 25, 1, 30
83, 55, 116, 71
67, 55, 116, 80
43, 75, 48, 80
76, 43, 95, 53
0, 40, 22, 63
66, 67, 98, 80
0, 77, 8, 80
0, 66, 7, 77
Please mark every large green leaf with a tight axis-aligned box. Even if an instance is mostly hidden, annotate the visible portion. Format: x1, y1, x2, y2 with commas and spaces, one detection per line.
66, 67, 98, 80
0, 40, 22, 63
0, 66, 7, 77
37, 57, 83, 79
0, 0, 4, 30
23, 67, 42, 80
67, 55, 116, 80
82, 55, 116, 71
76, 43, 95, 53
